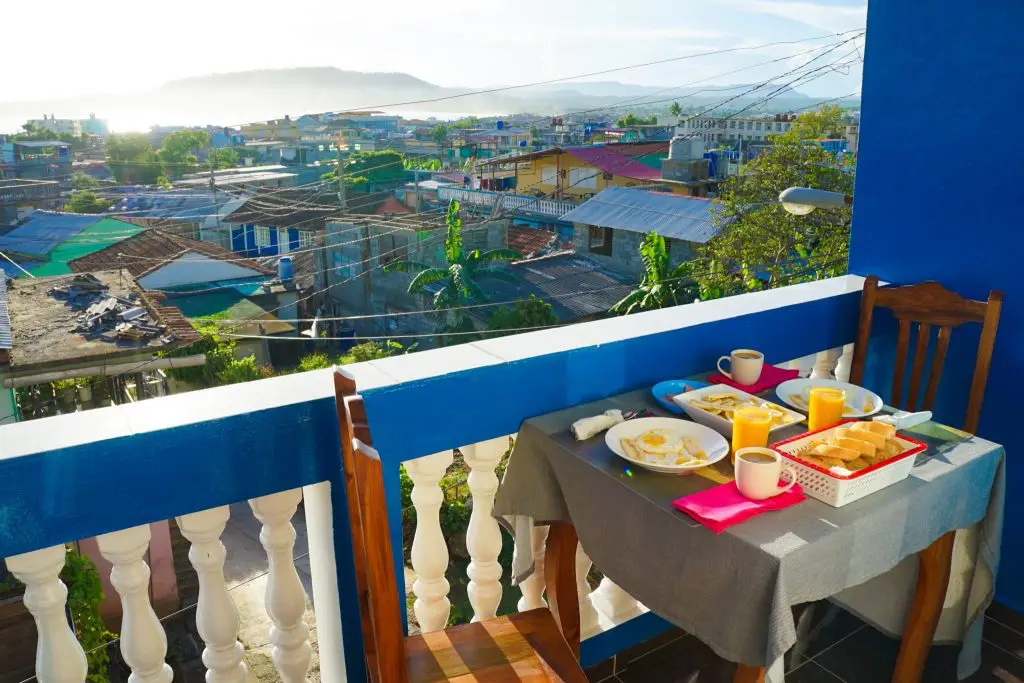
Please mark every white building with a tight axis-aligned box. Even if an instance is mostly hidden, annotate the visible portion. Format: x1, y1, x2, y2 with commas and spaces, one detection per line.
25, 115, 81, 137
673, 114, 799, 144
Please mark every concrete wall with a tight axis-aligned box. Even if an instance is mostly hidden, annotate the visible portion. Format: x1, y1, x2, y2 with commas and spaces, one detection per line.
136, 253, 265, 289
571, 224, 694, 279
849, 0, 1024, 610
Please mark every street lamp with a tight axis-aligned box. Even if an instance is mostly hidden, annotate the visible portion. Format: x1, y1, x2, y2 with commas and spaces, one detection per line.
779, 187, 853, 215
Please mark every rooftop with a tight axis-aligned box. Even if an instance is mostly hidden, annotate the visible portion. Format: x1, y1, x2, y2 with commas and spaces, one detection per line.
560, 186, 720, 243
166, 290, 295, 336
110, 189, 244, 221
563, 146, 662, 180
29, 217, 146, 277
1, 270, 199, 373
227, 194, 338, 230
0, 277, 10, 352
175, 171, 297, 187
68, 229, 275, 280
507, 225, 559, 258
0, 211, 106, 259
10, 140, 71, 148
373, 197, 413, 215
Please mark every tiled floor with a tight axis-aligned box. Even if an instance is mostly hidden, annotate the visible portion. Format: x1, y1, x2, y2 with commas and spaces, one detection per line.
585, 602, 1024, 683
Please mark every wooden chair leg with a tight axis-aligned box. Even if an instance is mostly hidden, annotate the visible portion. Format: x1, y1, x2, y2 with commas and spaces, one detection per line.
892, 531, 955, 683
545, 521, 581, 660
734, 664, 766, 683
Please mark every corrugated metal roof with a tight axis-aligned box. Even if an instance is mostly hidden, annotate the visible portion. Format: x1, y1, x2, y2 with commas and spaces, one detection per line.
564, 147, 661, 180
559, 186, 721, 244
0, 211, 104, 258
0, 276, 11, 350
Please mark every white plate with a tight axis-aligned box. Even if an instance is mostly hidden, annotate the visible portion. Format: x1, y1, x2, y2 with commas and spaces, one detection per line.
671, 384, 806, 438
774, 378, 883, 418
605, 417, 728, 474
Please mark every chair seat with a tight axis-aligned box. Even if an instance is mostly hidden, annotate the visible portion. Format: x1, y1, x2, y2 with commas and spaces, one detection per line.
404, 608, 588, 682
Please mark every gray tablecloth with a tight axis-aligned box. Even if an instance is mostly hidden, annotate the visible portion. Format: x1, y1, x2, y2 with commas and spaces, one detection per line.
493, 389, 1005, 683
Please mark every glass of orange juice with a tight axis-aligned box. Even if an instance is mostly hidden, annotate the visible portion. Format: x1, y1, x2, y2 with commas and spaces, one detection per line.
732, 407, 772, 463
808, 387, 846, 431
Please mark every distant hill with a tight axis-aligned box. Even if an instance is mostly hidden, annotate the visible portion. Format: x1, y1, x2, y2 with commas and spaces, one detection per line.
0, 66, 859, 134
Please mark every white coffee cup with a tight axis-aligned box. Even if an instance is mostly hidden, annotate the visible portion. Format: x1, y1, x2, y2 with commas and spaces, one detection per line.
734, 447, 797, 500
717, 349, 764, 386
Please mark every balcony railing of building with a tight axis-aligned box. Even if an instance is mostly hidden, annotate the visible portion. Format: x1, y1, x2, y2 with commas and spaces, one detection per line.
0, 275, 867, 682
437, 186, 578, 219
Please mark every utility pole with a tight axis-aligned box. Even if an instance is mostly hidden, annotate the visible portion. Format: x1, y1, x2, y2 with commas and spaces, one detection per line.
209, 155, 220, 245
336, 143, 347, 212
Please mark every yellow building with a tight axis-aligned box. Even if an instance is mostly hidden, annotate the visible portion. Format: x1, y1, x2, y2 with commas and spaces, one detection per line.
241, 116, 298, 140
476, 144, 705, 198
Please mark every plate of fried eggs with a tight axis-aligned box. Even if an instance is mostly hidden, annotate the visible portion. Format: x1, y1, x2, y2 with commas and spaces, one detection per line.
605, 417, 729, 474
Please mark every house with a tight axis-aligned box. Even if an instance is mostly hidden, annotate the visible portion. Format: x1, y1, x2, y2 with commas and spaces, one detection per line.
0, 212, 145, 277
0, 178, 61, 225
559, 186, 721, 279
108, 189, 247, 245
0, 140, 72, 181
25, 115, 81, 137
174, 168, 297, 192
68, 229, 298, 367
240, 116, 298, 141
222, 191, 338, 259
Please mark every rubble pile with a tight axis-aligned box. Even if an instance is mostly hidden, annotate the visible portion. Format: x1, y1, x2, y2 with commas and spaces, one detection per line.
49, 274, 174, 344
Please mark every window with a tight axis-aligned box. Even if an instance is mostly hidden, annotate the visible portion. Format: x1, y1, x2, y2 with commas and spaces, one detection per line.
255, 225, 271, 247
569, 167, 598, 189
298, 231, 313, 248
746, 121, 753, 130
588, 226, 613, 256
541, 166, 557, 185
718, 120, 726, 129
755, 122, 762, 131
776, 122, 782, 131
729, 121, 736, 128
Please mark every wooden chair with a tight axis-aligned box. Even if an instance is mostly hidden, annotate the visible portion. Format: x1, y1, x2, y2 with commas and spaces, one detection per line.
850, 275, 1003, 434
334, 370, 586, 683
847, 275, 1003, 683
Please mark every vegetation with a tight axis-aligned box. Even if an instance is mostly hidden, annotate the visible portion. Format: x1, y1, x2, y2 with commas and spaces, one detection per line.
157, 129, 208, 177
207, 147, 240, 170
64, 190, 112, 214
107, 130, 231, 183
429, 123, 450, 147
385, 200, 521, 336
106, 133, 164, 184
611, 232, 696, 314
688, 105, 854, 299
404, 156, 442, 171
321, 150, 407, 189
616, 113, 658, 127
10, 122, 86, 148
293, 341, 411, 372
161, 321, 272, 388
529, 124, 542, 141
70, 171, 100, 190
488, 295, 558, 336
61, 548, 116, 683
668, 102, 682, 117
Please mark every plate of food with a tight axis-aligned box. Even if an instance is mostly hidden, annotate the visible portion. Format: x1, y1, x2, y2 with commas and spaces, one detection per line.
775, 378, 883, 418
605, 417, 728, 474
671, 384, 805, 438
651, 380, 711, 414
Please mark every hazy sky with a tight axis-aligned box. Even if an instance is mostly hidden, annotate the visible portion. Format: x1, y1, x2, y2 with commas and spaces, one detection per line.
1, 0, 866, 104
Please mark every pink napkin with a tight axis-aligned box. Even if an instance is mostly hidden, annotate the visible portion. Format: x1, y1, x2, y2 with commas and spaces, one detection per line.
707, 364, 799, 394
672, 482, 805, 534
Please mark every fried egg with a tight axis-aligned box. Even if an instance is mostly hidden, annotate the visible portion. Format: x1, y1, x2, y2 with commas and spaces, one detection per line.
636, 429, 685, 455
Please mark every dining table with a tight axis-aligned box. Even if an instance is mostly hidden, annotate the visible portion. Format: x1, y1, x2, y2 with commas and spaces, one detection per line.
491, 380, 1006, 683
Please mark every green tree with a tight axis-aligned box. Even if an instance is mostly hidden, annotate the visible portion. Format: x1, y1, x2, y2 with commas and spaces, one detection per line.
343, 340, 412, 363
611, 232, 696, 314
106, 133, 163, 184
64, 190, 112, 214
162, 321, 271, 387
70, 171, 99, 190
403, 156, 442, 171
616, 113, 658, 127
668, 102, 682, 117
11, 122, 81, 146
488, 295, 558, 336
207, 147, 239, 170
529, 124, 542, 141
690, 106, 855, 299
158, 129, 209, 177
385, 200, 521, 335
429, 123, 450, 147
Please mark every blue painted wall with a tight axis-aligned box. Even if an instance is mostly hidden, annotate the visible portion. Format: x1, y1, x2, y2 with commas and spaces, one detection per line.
850, 0, 1024, 610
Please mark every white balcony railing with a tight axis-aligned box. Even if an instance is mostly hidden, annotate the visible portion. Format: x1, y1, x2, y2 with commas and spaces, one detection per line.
437, 186, 578, 218
0, 276, 868, 682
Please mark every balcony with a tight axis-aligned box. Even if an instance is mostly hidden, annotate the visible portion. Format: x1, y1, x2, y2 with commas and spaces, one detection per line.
437, 186, 578, 219
1, 274, 1016, 683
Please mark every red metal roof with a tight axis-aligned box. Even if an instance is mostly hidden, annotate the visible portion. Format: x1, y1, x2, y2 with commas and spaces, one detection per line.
563, 147, 661, 180
507, 226, 556, 258
373, 197, 413, 215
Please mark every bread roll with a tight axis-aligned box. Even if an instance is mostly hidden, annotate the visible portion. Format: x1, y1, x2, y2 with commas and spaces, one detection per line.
832, 436, 876, 458
834, 426, 886, 449
810, 443, 860, 461
850, 421, 896, 440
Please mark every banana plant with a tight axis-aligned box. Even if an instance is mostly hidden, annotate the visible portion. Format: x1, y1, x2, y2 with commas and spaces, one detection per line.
611, 231, 697, 315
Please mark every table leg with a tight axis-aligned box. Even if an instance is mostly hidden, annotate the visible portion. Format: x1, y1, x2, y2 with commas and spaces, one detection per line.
545, 521, 581, 660
734, 664, 766, 683
891, 530, 955, 683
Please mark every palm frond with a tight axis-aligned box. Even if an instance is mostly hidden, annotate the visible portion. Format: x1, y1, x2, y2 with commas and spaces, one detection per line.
477, 248, 524, 263
610, 289, 646, 315
407, 268, 449, 294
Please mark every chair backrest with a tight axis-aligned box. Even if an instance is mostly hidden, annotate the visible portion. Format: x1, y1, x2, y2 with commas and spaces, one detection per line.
849, 275, 1003, 434
334, 371, 409, 683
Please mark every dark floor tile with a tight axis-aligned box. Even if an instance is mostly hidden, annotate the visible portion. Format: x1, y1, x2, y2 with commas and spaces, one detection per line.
812, 623, 900, 683
987, 603, 1024, 638
966, 640, 1024, 683
617, 627, 688, 666
919, 644, 962, 683
987, 618, 1024, 661
586, 656, 617, 682
616, 635, 733, 683
787, 660, 846, 682
786, 604, 866, 672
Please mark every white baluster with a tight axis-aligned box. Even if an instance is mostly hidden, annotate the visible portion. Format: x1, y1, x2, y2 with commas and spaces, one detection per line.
835, 343, 855, 383
5, 545, 87, 683
463, 436, 506, 622
809, 350, 838, 379
406, 450, 455, 632
176, 507, 247, 683
591, 578, 643, 630
516, 525, 549, 611
96, 526, 173, 683
249, 489, 312, 683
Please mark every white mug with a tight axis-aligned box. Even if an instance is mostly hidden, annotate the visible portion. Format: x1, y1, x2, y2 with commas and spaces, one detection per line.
734, 447, 797, 500
717, 349, 764, 386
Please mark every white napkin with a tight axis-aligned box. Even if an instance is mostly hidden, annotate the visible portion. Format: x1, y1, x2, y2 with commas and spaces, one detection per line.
571, 409, 625, 440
